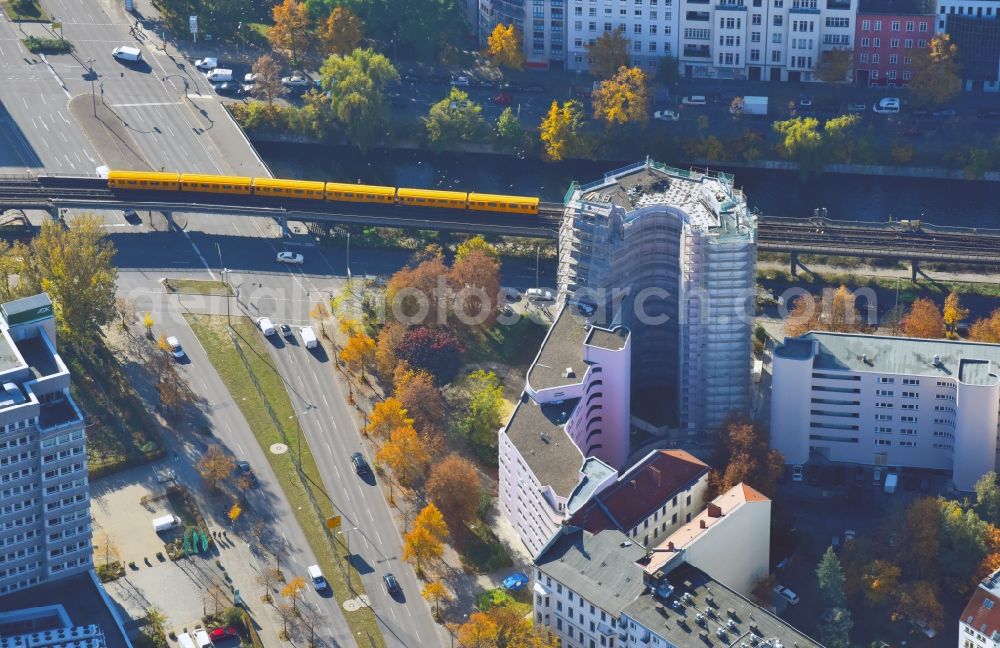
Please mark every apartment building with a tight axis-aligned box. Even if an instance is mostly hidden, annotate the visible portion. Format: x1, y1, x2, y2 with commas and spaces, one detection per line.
559, 159, 757, 435
961, 567, 1000, 648
532, 483, 774, 648
566, 0, 681, 72
676, 0, 857, 81
771, 332, 1000, 491
479, 0, 567, 68
0, 294, 89, 596
498, 304, 632, 557
935, 0, 1000, 91
854, 0, 934, 86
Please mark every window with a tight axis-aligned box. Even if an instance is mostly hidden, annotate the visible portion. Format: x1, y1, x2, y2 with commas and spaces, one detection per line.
903, 70, 912, 80
772, 49, 781, 61
873, 37, 880, 47
876, 389, 893, 396
887, 70, 897, 80
874, 20, 882, 31
876, 377, 894, 384
862, 19, 870, 30
772, 32, 782, 43
875, 401, 892, 408
773, 15, 783, 26
901, 403, 918, 410
891, 20, 900, 31
872, 53, 880, 63
876, 426, 892, 434
750, 48, 760, 60
918, 39, 926, 47
902, 378, 919, 385
859, 52, 868, 63
906, 20, 914, 31
919, 21, 928, 32
876, 414, 892, 421
875, 439, 891, 446
861, 37, 869, 47
890, 38, 899, 48
899, 440, 916, 447
752, 13, 761, 24
826, 16, 849, 27
752, 31, 761, 41
890, 53, 897, 63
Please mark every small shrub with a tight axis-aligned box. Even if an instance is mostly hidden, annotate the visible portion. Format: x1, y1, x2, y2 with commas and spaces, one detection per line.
22, 36, 72, 54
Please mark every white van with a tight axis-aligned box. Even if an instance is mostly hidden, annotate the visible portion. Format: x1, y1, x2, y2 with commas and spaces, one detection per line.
307, 564, 328, 591
194, 630, 211, 648
873, 97, 900, 114
256, 317, 276, 336
681, 95, 707, 106
177, 633, 196, 648
112, 46, 142, 62
205, 68, 233, 83
152, 514, 181, 533
300, 326, 318, 349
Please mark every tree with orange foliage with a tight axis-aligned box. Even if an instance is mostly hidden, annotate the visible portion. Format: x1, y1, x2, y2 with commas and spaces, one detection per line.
784, 293, 820, 337
321, 7, 363, 56
487, 604, 560, 647
900, 497, 942, 578
365, 397, 413, 439
784, 286, 864, 338
862, 559, 901, 605
375, 322, 407, 385
970, 308, 1000, 343
449, 248, 501, 328
456, 612, 498, 648
421, 581, 452, 620
713, 417, 784, 498
267, 0, 313, 65
893, 580, 944, 632
386, 255, 449, 327
403, 504, 448, 573
340, 330, 375, 378
394, 365, 446, 436
376, 425, 429, 485
902, 297, 946, 339
427, 454, 481, 526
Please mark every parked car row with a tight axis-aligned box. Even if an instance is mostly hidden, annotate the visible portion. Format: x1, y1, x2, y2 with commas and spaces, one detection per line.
256, 317, 318, 349
788, 463, 933, 493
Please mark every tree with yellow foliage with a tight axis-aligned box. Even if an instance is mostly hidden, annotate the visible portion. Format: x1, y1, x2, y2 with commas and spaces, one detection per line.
339, 331, 375, 378
228, 503, 242, 525
376, 425, 430, 485
421, 581, 452, 619
456, 611, 498, 648
539, 100, 587, 161
365, 397, 413, 439
267, 0, 313, 66
321, 7, 363, 56
910, 34, 962, 106
970, 309, 1000, 343
592, 66, 649, 126
281, 575, 306, 612
402, 504, 448, 573
862, 560, 901, 605
487, 23, 524, 69
943, 291, 969, 336
586, 29, 629, 79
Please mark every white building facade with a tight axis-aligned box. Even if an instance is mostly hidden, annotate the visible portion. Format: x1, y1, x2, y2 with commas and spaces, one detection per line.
0, 295, 89, 596
961, 568, 1000, 648
566, 0, 681, 73
771, 332, 1000, 491
499, 306, 632, 557
933, 0, 1000, 92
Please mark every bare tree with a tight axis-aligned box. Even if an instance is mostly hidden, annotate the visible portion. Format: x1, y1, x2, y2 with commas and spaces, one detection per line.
251, 54, 287, 104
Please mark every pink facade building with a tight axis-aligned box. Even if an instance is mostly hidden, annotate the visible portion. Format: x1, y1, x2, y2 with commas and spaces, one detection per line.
854, 0, 935, 85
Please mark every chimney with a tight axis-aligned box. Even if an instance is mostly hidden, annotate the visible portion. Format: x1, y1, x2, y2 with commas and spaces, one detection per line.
650, 466, 662, 488
699, 519, 707, 529
630, 479, 638, 490
667, 541, 675, 551
707, 503, 722, 518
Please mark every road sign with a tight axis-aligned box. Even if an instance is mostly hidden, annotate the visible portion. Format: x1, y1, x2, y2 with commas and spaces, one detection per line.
326, 516, 341, 529
189, 16, 198, 34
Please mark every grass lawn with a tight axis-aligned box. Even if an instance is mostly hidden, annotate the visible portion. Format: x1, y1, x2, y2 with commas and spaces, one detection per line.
185, 314, 385, 647
458, 519, 513, 574
2, 0, 49, 21
164, 278, 232, 296
759, 267, 1000, 299
66, 343, 164, 478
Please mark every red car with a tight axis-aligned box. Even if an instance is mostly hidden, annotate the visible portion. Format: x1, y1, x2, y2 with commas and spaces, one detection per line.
492, 93, 512, 106
209, 627, 238, 643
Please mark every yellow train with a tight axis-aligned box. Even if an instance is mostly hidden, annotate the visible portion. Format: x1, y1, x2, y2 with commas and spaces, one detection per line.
106, 170, 539, 215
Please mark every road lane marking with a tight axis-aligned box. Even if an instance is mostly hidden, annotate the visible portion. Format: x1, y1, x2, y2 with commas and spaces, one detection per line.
111, 101, 183, 107
368, 510, 374, 522
237, 443, 245, 455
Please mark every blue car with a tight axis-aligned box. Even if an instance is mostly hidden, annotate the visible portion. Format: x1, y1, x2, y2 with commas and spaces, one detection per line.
503, 572, 529, 591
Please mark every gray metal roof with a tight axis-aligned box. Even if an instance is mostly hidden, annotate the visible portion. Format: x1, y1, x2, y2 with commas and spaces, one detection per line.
799, 332, 1000, 386
535, 528, 648, 616
527, 307, 592, 391
504, 394, 585, 498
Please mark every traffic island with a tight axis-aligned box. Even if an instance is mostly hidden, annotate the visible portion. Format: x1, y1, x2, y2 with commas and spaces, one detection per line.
68, 92, 150, 170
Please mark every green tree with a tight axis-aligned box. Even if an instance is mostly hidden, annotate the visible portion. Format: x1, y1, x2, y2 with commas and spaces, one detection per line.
587, 29, 629, 79
457, 370, 504, 460
19, 215, 117, 345
817, 547, 847, 606
539, 100, 588, 161
772, 114, 858, 176
939, 498, 989, 591
818, 607, 853, 648
495, 107, 523, 148
425, 87, 486, 148
976, 472, 1000, 526
319, 48, 399, 150
334, 0, 462, 60
816, 48, 854, 83
910, 34, 962, 106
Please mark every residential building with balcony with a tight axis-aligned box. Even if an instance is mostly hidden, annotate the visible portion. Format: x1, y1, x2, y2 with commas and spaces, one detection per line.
479, 0, 566, 68
854, 0, 935, 85
532, 483, 778, 648
935, 0, 1000, 91
961, 567, 1000, 648
677, 0, 857, 81
498, 305, 632, 557
770, 332, 1000, 491
0, 294, 89, 596
566, 0, 680, 72
558, 159, 757, 436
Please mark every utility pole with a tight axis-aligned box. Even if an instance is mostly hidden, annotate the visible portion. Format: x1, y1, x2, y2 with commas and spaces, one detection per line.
535, 245, 540, 288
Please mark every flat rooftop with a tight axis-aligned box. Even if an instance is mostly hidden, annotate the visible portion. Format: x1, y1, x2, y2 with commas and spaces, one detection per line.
571, 161, 752, 237
0, 332, 20, 375
623, 563, 822, 648
17, 336, 59, 378
0, 573, 130, 648
505, 394, 584, 497
797, 332, 1000, 386
585, 326, 629, 351
535, 528, 647, 617
527, 307, 592, 391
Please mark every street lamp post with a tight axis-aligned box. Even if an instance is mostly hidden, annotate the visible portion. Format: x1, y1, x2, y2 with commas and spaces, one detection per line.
346, 231, 351, 281
535, 245, 541, 288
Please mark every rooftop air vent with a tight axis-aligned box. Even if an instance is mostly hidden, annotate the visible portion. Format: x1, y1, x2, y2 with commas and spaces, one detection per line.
717, 628, 727, 638
728, 620, 738, 631
621, 541, 633, 547
934, 354, 942, 366
563, 367, 575, 378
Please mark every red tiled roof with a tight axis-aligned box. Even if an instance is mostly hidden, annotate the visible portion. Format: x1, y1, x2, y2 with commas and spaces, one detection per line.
962, 584, 1000, 639
741, 483, 769, 503
568, 449, 709, 535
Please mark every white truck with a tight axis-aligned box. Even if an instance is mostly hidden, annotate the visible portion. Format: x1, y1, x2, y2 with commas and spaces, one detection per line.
731, 95, 768, 116
152, 514, 181, 533
884, 471, 898, 494
300, 326, 318, 349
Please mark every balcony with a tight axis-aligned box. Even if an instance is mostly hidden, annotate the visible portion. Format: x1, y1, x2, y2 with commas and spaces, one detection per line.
685, 11, 711, 21
684, 45, 712, 57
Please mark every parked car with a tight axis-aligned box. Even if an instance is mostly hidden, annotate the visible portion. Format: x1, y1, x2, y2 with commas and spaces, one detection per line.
523, 84, 544, 93
276, 251, 304, 264
279, 323, 294, 340
846, 102, 867, 112
236, 461, 252, 474
681, 95, 707, 107
526, 288, 554, 301
281, 75, 310, 88
492, 92, 512, 106
791, 465, 804, 482
798, 94, 814, 108
383, 573, 401, 595
351, 452, 370, 475
256, 317, 276, 336
773, 585, 800, 605
214, 82, 244, 97
244, 72, 257, 83
873, 97, 901, 114
450, 75, 470, 87
195, 57, 218, 70
123, 209, 141, 224
911, 619, 937, 638
208, 627, 238, 643
166, 336, 184, 359
653, 109, 680, 122
502, 572, 530, 591
932, 108, 957, 119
